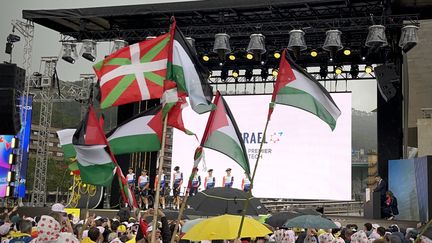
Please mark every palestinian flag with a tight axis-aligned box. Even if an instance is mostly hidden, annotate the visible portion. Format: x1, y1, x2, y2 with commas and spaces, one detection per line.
107, 105, 163, 155
116, 167, 139, 211
56, 129, 76, 159
72, 105, 116, 187
269, 49, 341, 130
94, 33, 170, 109
199, 91, 250, 175
106, 104, 192, 155
167, 20, 214, 114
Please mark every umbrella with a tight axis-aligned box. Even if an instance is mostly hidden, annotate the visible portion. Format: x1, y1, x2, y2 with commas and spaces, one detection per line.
265, 211, 303, 228
181, 218, 205, 233
283, 215, 337, 229
182, 214, 272, 241
187, 187, 268, 215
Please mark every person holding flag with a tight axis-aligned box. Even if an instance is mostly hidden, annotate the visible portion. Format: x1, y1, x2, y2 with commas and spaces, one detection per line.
138, 170, 150, 209
222, 168, 234, 188
172, 166, 183, 210
204, 169, 215, 190
189, 168, 201, 196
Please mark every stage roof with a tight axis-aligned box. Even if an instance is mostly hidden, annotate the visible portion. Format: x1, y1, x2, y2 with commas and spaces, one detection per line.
22, 0, 423, 69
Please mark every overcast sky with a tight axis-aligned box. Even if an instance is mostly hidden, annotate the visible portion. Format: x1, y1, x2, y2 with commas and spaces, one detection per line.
0, 0, 377, 112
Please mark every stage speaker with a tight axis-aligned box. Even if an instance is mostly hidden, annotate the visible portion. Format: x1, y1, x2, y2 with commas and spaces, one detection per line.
0, 63, 25, 135
375, 64, 400, 102
0, 63, 25, 91
0, 89, 21, 135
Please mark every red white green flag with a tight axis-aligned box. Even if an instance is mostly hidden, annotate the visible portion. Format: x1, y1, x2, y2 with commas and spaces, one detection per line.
198, 91, 250, 175
93, 34, 170, 109
269, 49, 341, 130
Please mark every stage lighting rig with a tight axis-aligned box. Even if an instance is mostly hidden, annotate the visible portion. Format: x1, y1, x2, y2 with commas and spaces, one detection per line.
399, 25, 419, 53
273, 52, 281, 59
61, 42, 78, 64
323, 30, 343, 60
335, 66, 343, 75
287, 30, 307, 57
81, 39, 97, 62
343, 48, 351, 56
365, 65, 373, 74
310, 49, 318, 57
272, 68, 278, 77
246, 53, 254, 60
111, 39, 128, 54
213, 33, 231, 60
232, 69, 239, 78
228, 54, 236, 61
202, 54, 210, 62
221, 68, 229, 81
247, 34, 266, 61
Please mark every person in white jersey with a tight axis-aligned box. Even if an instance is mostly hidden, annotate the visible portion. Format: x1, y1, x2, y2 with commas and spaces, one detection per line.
189, 168, 201, 196
154, 167, 166, 209
138, 169, 150, 209
172, 166, 183, 210
204, 169, 215, 190
241, 172, 251, 192
126, 167, 135, 190
222, 168, 234, 188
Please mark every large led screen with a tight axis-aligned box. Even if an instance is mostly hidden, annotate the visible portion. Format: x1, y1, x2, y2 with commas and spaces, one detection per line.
172, 93, 352, 200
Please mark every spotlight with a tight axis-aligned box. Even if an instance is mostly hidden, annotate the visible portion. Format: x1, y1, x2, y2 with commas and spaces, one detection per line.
245, 68, 253, 81
5, 185, 14, 197
247, 34, 266, 61
11, 137, 18, 149
7, 34, 20, 43
319, 65, 328, 79
61, 42, 78, 64
273, 52, 281, 59
260, 60, 265, 65
221, 68, 229, 81
361, 56, 366, 61
272, 68, 278, 77
8, 154, 16, 165
213, 33, 231, 60
365, 65, 373, 74
7, 171, 15, 183
350, 64, 359, 78
310, 49, 318, 57
81, 39, 97, 62
218, 62, 224, 67
246, 53, 254, 60
5, 43, 13, 55
335, 66, 343, 75
228, 54, 236, 61
232, 69, 239, 78
329, 57, 333, 62
399, 25, 419, 53
202, 55, 210, 62
343, 48, 351, 56
261, 68, 269, 81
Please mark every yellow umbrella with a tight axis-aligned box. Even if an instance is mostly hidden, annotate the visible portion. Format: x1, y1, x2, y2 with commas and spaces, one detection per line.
182, 214, 272, 241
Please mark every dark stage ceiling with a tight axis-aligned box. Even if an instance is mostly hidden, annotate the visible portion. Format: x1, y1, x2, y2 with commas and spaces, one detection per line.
22, 0, 425, 70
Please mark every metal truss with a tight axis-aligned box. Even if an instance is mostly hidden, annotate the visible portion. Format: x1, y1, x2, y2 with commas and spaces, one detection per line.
208, 70, 375, 95
11, 19, 34, 205
30, 57, 58, 206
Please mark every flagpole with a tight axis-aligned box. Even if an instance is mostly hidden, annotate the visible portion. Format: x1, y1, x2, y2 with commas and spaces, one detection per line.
237, 117, 270, 239
170, 187, 189, 243
151, 114, 169, 243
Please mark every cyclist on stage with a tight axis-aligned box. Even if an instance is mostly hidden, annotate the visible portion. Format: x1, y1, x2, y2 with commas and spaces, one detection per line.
138, 169, 150, 209
189, 168, 201, 196
126, 167, 135, 190
172, 166, 183, 210
222, 168, 234, 188
204, 169, 215, 190
154, 167, 166, 209
241, 172, 251, 193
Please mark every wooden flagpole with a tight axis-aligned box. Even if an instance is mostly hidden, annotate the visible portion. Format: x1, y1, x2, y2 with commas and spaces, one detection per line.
170, 187, 189, 243
237, 117, 270, 238
151, 114, 169, 243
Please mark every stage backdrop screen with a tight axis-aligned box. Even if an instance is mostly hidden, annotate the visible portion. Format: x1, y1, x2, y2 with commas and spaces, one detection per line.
172, 93, 352, 200
0, 135, 14, 197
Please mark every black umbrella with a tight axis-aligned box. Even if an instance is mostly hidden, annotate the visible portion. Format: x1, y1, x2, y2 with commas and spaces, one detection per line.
265, 211, 303, 228
187, 187, 268, 216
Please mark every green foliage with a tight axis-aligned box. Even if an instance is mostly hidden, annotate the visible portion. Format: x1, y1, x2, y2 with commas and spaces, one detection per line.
26, 157, 73, 193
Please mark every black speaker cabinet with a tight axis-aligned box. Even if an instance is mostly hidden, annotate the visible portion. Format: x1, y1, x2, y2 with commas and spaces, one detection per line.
375, 64, 400, 102
0, 89, 21, 135
0, 63, 25, 91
